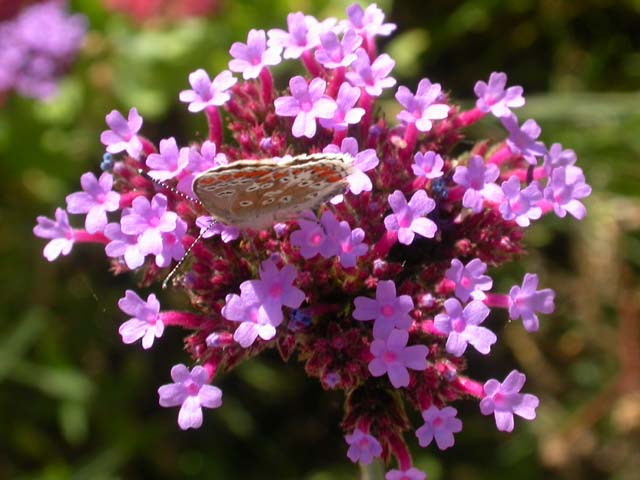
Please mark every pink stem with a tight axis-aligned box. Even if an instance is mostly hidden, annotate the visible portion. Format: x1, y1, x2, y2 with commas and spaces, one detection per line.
358, 89, 373, 140
483, 293, 511, 309
160, 310, 208, 329
455, 376, 485, 399
331, 129, 347, 146
139, 137, 157, 157
73, 230, 109, 244
327, 67, 345, 98
505, 166, 548, 183
388, 433, 412, 471
488, 144, 513, 165
205, 106, 223, 146
259, 67, 273, 105
372, 231, 397, 257
119, 190, 147, 209
301, 50, 321, 77
401, 123, 418, 160
457, 107, 486, 127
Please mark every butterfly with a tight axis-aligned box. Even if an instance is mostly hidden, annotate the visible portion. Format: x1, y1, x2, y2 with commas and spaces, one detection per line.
192, 152, 355, 229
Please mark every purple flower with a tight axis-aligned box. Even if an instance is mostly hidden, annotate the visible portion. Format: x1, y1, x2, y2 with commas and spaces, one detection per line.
474, 72, 525, 118
222, 259, 305, 347
509, 273, 555, 332
434, 298, 497, 357
290, 211, 338, 260
274, 76, 337, 138
501, 114, 547, 165
384, 190, 437, 245
452, 155, 502, 213
158, 364, 222, 430
196, 216, 240, 243
345, 429, 383, 464
353, 280, 413, 339
120, 194, 178, 255
145, 137, 189, 182
104, 220, 145, 269
385, 468, 426, 480
177, 141, 227, 196
412, 151, 444, 179
345, 48, 396, 97
0, 1, 86, 99
415, 405, 463, 450
543, 142, 577, 173
445, 258, 493, 302
65, 172, 120, 234
332, 221, 368, 268
396, 79, 450, 132
267, 12, 329, 59
543, 166, 591, 220
479, 370, 539, 432
319, 82, 365, 131
100, 108, 144, 159
323, 137, 379, 196
314, 29, 362, 69
222, 292, 278, 347
499, 176, 543, 227
342, 3, 396, 37
228, 29, 282, 79
155, 217, 187, 268
179, 69, 237, 113
117, 290, 164, 349
33, 208, 74, 261
369, 329, 428, 388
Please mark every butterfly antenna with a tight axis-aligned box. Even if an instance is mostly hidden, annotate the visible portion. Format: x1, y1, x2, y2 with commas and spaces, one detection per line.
162, 219, 217, 289
136, 169, 203, 206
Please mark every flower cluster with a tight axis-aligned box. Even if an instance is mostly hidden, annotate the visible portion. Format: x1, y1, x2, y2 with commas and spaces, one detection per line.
34, 3, 589, 477
0, 1, 87, 100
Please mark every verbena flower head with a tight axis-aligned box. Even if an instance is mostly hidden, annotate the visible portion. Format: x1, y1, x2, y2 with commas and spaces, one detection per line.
34, 3, 591, 477
0, 1, 86, 100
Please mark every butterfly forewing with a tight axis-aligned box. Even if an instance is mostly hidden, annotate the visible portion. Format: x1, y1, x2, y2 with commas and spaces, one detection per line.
192, 153, 354, 228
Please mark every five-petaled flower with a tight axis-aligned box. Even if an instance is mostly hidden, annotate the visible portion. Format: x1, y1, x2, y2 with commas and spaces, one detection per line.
543, 166, 591, 220
412, 151, 444, 179
353, 280, 413, 339
499, 176, 543, 227
345, 428, 383, 464
474, 71, 525, 118
179, 69, 237, 112
274, 76, 337, 138
479, 370, 539, 432
396, 78, 449, 132
118, 290, 164, 349
158, 364, 223, 430
501, 114, 547, 165
368, 328, 429, 388
33, 208, 75, 261
508, 273, 555, 332
229, 29, 282, 79
384, 190, 437, 245
445, 258, 493, 302
66, 172, 120, 234
415, 405, 463, 450
434, 298, 497, 357
100, 107, 144, 159
452, 155, 502, 213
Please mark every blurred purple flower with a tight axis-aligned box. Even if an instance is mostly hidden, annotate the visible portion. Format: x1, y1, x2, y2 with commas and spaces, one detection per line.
104, 220, 145, 269
267, 12, 329, 59
342, 3, 396, 37
345, 429, 383, 464
543, 166, 591, 220
501, 114, 547, 165
543, 142, 577, 173
345, 48, 396, 97
319, 82, 365, 131
412, 151, 444, 179
146, 137, 189, 181
499, 176, 543, 227
314, 29, 361, 69
445, 258, 493, 302
385, 468, 426, 480
452, 155, 502, 213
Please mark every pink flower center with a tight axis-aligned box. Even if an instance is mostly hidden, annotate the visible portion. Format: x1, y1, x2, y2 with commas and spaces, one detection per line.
382, 350, 397, 363
493, 392, 505, 407
185, 380, 200, 396
310, 232, 323, 245
269, 283, 283, 298
460, 276, 472, 289
452, 317, 466, 332
433, 416, 444, 427
398, 211, 412, 228
358, 437, 370, 448
149, 216, 161, 227
96, 193, 106, 203
381, 304, 394, 317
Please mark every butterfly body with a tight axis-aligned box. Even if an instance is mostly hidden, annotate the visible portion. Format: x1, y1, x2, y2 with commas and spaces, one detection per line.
192, 153, 354, 228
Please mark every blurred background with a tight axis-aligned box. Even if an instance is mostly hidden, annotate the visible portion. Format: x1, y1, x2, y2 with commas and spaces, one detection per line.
1, 0, 639, 478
